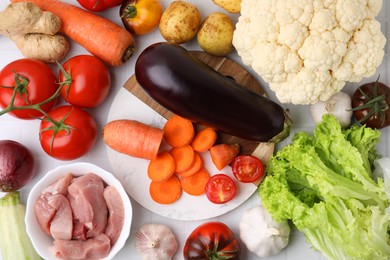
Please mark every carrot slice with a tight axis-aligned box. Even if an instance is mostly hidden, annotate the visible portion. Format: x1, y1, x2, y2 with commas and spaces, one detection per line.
163, 114, 195, 147
191, 127, 217, 152
147, 151, 176, 182
149, 175, 182, 204
180, 168, 210, 196
103, 119, 163, 160
177, 152, 203, 177
170, 145, 196, 173
209, 143, 240, 170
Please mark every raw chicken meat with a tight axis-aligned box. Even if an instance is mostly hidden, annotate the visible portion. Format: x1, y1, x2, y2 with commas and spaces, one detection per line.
53, 233, 111, 260
67, 173, 108, 238
103, 185, 125, 246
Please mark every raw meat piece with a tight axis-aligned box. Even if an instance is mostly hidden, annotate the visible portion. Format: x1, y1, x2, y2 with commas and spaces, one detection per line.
34, 173, 74, 236
34, 196, 56, 235
43, 173, 74, 196
48, 194, 73, 240
103, 186, 125, 246
53, 233, 111, 260
68, 173, 108, 238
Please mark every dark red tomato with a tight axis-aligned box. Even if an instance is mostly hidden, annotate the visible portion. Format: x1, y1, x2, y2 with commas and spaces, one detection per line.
205, 174, 237, 204
39, 105, 97, 160
183, 221, 241, 260
0, 59, 58, 119
232, 155, 264, 183
77, 0, 123, 12
59, 55, 111, 108
352, 80, 390, 129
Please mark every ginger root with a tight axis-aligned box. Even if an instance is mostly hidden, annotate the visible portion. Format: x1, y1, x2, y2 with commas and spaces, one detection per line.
0, 2, 69, 63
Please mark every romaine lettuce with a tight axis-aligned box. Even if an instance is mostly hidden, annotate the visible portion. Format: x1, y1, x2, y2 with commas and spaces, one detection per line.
259, 114, 390, 260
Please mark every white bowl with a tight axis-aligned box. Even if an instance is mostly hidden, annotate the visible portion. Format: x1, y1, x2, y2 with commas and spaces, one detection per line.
25, 162, 132, 260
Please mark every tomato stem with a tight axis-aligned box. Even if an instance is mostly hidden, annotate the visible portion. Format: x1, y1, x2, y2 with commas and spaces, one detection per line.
123, 5, 137, 19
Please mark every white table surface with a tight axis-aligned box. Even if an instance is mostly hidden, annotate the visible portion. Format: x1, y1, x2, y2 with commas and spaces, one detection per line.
0, 1, 389, 259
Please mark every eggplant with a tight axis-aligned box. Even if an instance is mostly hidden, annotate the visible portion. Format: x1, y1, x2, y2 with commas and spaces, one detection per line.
135, 42, 292, 143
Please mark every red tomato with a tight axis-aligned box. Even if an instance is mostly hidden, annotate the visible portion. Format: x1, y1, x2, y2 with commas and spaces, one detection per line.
0, 59, 58, 119
232, 155, 264, 183
59, 55, 111, 108
39, 105, 97, 160
183, 222, 241, 260
77, 0, 123, 12
205, 174, 237, 204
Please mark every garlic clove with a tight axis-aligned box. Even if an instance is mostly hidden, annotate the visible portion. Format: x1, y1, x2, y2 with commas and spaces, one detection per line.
135, 224, 178, 260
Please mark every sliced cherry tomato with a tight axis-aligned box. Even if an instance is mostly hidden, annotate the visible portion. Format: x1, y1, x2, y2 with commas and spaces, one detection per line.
352, 78, 390, 129
59, 55, 111, 108
232, 155, 264, 183
77, 0, 123, 12
120, 0, 163, 35
205, 174, 237, 204
183, 221, 241, 260
0, 58, 58, 119
39, 105, 98, 160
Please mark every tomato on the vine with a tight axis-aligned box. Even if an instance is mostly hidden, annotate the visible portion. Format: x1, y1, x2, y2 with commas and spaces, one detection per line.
183, 222, 241, 260
205, 174, 237, 204
120, 0, 163, 35
77, 0, 123, 12
232, 155, 264, 183
0, 58, 58, 119
59, 55, 111, 108
39, 105, 98, 160
351, 79, 390, 129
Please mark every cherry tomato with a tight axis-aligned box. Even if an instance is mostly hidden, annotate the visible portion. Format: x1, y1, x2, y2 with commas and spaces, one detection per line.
183, 221, 241, 260
77, 0, 123, 12
59, 55, 111, 108
205, 174, 237, 204
232, 155, 264, 183
0, 59, 58, 119
120, 0, 163, 35
352, 79, 390, 129
39, 105, 98, 160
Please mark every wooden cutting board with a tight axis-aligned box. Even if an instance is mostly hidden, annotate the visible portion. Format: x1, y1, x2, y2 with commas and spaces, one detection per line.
123, 51, 275, 162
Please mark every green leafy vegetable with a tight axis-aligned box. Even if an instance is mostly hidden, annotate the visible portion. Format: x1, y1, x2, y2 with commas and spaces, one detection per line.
259, 114, 390, 260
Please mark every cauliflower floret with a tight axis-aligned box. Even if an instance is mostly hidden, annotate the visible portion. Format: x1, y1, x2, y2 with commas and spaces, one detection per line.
233, 0, 386, 104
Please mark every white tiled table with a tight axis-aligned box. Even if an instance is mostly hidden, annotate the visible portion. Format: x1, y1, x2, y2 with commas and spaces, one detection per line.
0, 1, 389, 259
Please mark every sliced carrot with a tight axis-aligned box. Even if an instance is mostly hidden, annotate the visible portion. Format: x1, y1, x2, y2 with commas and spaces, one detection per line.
163, 114, 195, 147
177, 152, 203, 177
103, 119, 163, 160
180, 168, 210, 196
191, 127, 217, 152
169, 145, 196, 173
209, 143, 240, 170
149, 175, 182, 204
11, 0, 135, 66
147, 151, 176, 182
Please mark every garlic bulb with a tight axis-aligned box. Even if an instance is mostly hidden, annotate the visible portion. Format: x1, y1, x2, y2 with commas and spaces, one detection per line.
135, 224, 178, 260
309, 91, 352, 128
239, 205, 290, 257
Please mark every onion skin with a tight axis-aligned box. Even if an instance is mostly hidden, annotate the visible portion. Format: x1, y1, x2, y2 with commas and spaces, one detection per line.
0, 140, 36, 192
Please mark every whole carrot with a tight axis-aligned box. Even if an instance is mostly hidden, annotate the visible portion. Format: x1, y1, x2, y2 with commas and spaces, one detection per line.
103, 119, 163, 160
11, 0, 135, 66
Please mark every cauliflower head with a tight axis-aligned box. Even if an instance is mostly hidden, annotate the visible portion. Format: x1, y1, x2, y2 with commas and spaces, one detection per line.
233, 0, 386, 104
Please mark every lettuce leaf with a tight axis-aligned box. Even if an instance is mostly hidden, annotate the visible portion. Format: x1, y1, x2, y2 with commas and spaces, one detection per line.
259, 114, 390, 260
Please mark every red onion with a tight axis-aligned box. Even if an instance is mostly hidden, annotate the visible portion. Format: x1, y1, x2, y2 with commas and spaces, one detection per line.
0, 140, 36, 192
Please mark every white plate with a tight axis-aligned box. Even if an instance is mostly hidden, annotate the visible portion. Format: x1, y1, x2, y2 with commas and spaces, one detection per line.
106, 87, 259, 221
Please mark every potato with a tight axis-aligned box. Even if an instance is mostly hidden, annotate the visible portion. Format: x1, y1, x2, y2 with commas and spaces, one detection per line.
159, 1, 202, 44
197, 12, 235, 56
212, 0, 241, 14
